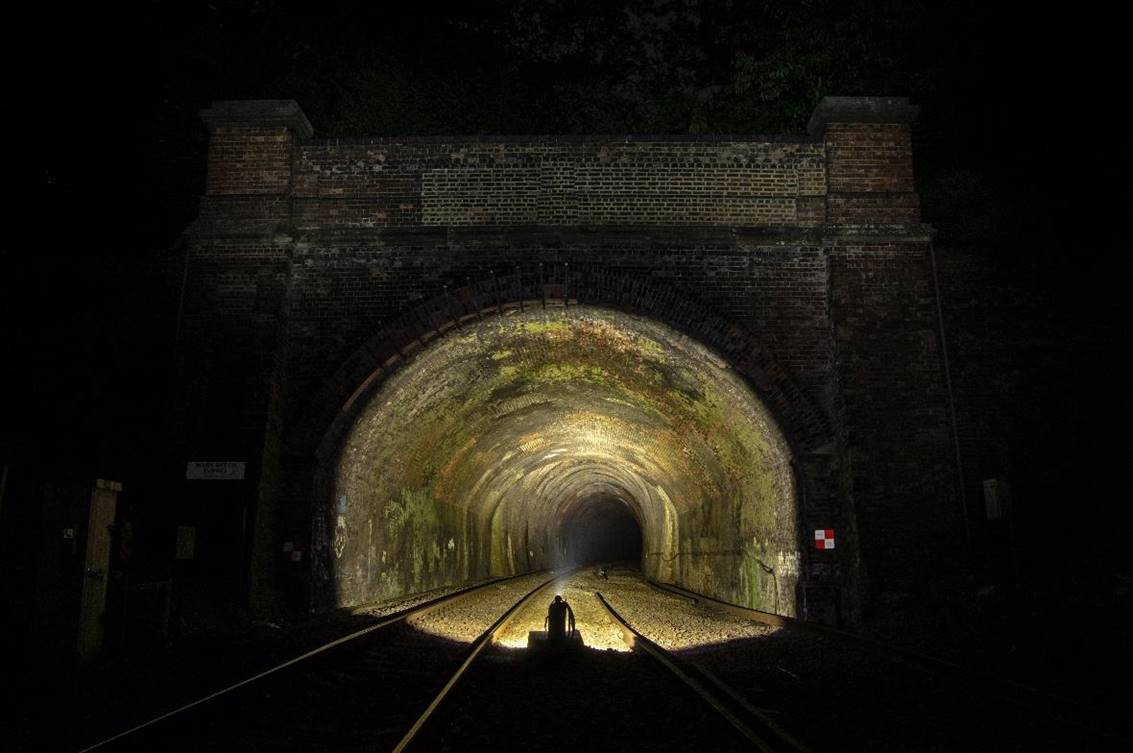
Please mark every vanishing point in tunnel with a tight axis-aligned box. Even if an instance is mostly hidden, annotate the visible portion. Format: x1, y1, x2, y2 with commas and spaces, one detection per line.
178, 95, 957, 629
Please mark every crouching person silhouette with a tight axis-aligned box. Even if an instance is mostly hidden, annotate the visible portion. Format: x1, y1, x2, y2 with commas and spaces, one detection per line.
545, 594, 576, 644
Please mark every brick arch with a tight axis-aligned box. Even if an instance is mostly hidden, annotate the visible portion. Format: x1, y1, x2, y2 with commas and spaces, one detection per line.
295, 264, 834, 464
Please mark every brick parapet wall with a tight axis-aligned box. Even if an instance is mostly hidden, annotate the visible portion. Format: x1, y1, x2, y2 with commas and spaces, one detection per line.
824, 123, 920, 225
825, 123, 915, 193
197, 97, 925, 235
292, 139, 826, 228
205, 127, 293, 195
198, 124, 296, 234
824, 123, 919, 226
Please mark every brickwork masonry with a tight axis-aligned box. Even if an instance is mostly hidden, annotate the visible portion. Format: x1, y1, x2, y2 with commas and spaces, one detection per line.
291, 140, 827, 228
181, 97, 954, 625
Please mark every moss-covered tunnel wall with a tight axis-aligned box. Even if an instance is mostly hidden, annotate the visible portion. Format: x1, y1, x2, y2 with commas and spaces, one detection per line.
318, 305, 798, 614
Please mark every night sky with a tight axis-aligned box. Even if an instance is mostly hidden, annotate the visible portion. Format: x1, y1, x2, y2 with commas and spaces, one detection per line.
7, 1, 1130, 573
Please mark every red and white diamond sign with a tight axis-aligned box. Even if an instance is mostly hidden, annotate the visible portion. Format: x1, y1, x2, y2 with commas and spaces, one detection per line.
814, 529, 835, 550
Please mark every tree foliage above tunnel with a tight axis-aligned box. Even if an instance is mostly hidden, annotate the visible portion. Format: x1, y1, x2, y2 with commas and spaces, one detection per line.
27, 0, 1123, 257
164, 0, 945, 137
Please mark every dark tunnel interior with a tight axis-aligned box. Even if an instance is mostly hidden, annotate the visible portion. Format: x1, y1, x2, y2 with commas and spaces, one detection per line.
558, 496, 644, 567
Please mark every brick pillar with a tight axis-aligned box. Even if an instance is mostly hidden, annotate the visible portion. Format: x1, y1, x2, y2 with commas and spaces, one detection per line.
180, 101, 311, 620
813, 98, 960, 620
808, 97, 921, 225
197, 100, 313, 233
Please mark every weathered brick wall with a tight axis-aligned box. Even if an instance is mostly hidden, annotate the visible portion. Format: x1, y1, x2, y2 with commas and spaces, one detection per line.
829, 242, 960, 610
292, 139, 826, 228
174, 240, 292, 608
811, 98, 922, 226
197, 102, 312, 234
205, 127, 293, 195
825, 124, 915, 193
275, 236, 836, 430
179, 97, 956, 622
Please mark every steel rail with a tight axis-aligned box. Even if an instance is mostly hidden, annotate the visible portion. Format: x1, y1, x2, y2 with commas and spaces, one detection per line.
647, 579, 1131, 745
648, 578, 1053, 679
391, 572, 565, 753
595, 592, 812, 753
77, 572, 543, 752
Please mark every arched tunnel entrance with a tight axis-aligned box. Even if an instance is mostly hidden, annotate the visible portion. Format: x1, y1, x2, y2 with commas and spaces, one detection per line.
317, 305, 801, 615
557, 495, 644, 567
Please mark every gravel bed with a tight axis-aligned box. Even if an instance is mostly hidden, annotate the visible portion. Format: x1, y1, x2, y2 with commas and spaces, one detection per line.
595, 565, 778, 650
418, 566, 757, 752
49, 568, 1124, 752
594, 566, 1121, 752
48, 575, 535, 752
494, 569, 631, 650
420, 634, 754, 753
350, 575, 501, 618
408, 571, 553, 642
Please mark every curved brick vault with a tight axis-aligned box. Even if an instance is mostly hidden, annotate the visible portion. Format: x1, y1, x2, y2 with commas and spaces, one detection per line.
314, 302, 803, 615
301, 266, 834, 460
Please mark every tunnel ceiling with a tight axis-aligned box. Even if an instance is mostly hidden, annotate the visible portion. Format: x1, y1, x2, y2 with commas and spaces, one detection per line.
327, 305, 799, 613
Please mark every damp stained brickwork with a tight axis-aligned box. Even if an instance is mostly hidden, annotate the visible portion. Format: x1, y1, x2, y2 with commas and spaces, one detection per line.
328, 307, 796, 614
177, 97, 957, 626
291, 139, 826, 228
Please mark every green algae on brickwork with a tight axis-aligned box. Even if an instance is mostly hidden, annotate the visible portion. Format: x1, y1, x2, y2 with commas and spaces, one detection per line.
633, 335, 665, 358
528, 362, 613, 386
738, 546, 781, 613
382, 487, 443, 590
330, 305, 799, 615
516, 320, 570, 336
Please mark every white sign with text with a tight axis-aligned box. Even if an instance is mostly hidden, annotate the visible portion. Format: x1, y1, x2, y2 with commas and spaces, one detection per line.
186, 461, 246, 480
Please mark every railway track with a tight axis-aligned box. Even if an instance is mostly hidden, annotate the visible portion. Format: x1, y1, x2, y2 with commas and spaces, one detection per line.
594, 591, 811, 753
75, 566, 1129, 752
79, 571, 558, 752
641, 578, 1132, 751
396, 574, 772, 752
83, 568, 767, 753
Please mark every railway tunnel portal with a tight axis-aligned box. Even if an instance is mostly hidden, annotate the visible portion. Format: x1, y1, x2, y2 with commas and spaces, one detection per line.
322, 305, 798, 615
180, 95, 959, 628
